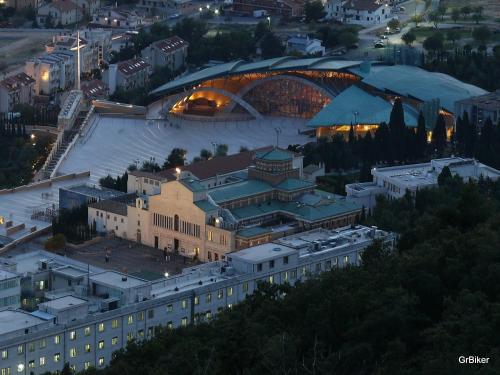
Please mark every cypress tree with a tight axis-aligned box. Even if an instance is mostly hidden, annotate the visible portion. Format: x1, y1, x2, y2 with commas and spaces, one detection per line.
389, 98, 406, 161
416, 111, 427, 157
432, 114, 447, 156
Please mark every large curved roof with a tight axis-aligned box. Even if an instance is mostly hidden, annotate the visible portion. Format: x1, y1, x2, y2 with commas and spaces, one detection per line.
150, 56, 368, 96
349, 65, 487, 113
308, 85, 419, 128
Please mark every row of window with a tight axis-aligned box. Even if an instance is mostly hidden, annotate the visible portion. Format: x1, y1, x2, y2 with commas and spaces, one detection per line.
143, 178, 160, 187
0, 279, 18, 291
0, 295, 19, 308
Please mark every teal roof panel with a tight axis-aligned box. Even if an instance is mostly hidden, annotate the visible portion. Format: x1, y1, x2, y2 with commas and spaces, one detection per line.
308, 85, 418, 128
276, 178, 315, 191
208, 180, 273, 203
256, 148, 293, 161
236, 226, 272, 238
194, 200, 218, 212
349, 65, 487, 113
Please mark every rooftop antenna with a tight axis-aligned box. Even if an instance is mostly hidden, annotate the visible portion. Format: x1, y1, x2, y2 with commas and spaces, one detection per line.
274, 127, 282, 148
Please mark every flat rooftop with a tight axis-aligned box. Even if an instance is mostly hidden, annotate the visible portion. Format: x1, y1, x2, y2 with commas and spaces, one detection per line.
57, 115, 308, 185
89, 271, 149, 289
229, 243, 296, 264
0, 310, 47, 335
40, 296, 87, 311
0, 268, 19, 280
62, 184, 125, 199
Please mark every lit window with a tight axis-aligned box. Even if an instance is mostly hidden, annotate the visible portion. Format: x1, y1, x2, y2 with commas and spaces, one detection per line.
128, 315, 134, 325
84, 344, 91, 353
1, 367, 11, 375
1, 350, 7, 359
181, 299, 187, 309
167, 321, 173, 329
283, 271, 288, 281
181, 317, 188, 326
98, 340, 104, 349
290, 270, 297, 279
39, 338, 46, 349
111, 337, 118, 346
70, 365, 76, 371
148, 327, 153, 336
205, 311, 212, 320
205, 293, 211, 303
344, 256, 349, 265
98, 323, 105, 332
70, 331, 76, 340
54, 335, 60, 344
217, 290, 223, 299
17, 345, 23, 354
137, 311, 144, 321
84, 326, 91, 336
127, 332, 134, 342
112, 319, 118, 329
227, 287, 233, 296
268, 275, 274, 284
84, 362, 91, 370
54, 353, 60, 363
138, 329, 144, 338
242, 282, 248, 292
28, 360, 35, 368
98, 357, 104, 367
166, 304, 173, 313
194, 296, 199, 305
39, 357, 45, 367
227, 304, 233, 309
70, 348, 77, 358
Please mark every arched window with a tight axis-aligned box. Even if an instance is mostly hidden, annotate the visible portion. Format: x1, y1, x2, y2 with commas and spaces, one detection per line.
174, 215, 179, 231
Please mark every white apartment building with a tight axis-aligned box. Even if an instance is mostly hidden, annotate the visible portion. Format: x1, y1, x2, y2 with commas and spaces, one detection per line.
25, 52, 75, 96
46, 29, 112, 74
0, 270, 21, 310
37, 0, 84, 27
105, 57, 151, 95
346, 157, 500, 208
286, 35, 325, 56
342, 0, 391, 25
93, 6, 143, 29
141, 36, 188, 73
57, 90, 83, 130
0, 225, 393, 374
0, 73, 35, 113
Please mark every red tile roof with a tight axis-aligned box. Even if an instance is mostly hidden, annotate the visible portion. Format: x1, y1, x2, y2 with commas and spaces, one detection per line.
117, 58, 149, 76
344, 0, 386, 12
0, 73, 35, 92
153, 36, 188, 55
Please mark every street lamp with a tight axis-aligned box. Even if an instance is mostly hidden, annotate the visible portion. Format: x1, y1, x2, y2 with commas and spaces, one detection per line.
164, 272, 169, 278
267, 16, 271, 29
199, 7, 203, 12
214, 9, 219, 15
206, 4, 210, 9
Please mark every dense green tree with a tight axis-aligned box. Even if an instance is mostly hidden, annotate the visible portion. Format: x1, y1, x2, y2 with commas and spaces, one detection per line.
401, 31, 416, 46
432, 114, 447, 156
416, 111, 427, 157
163, 148, 187, 169
472, 26, 491, 47
260, 32, 284, 59
215, 144, 228, 157
304, 0, 326, 22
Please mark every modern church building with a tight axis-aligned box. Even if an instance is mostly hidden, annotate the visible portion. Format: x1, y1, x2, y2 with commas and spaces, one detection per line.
151, 57, 487, 137
87, 147, 362, 262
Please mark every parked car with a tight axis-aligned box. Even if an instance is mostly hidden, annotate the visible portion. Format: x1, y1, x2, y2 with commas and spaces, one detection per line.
169, 13, 181, 19
374, 41, 385, 48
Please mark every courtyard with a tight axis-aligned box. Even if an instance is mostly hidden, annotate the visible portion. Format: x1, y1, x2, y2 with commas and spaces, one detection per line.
57, 114, 311, 184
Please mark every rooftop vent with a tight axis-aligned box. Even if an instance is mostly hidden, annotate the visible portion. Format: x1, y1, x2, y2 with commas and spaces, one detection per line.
272, 247, 281, 252
121, 276, 127, 282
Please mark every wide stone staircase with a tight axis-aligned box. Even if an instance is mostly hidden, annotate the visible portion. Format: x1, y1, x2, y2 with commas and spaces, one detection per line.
41, 109, 89, 179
